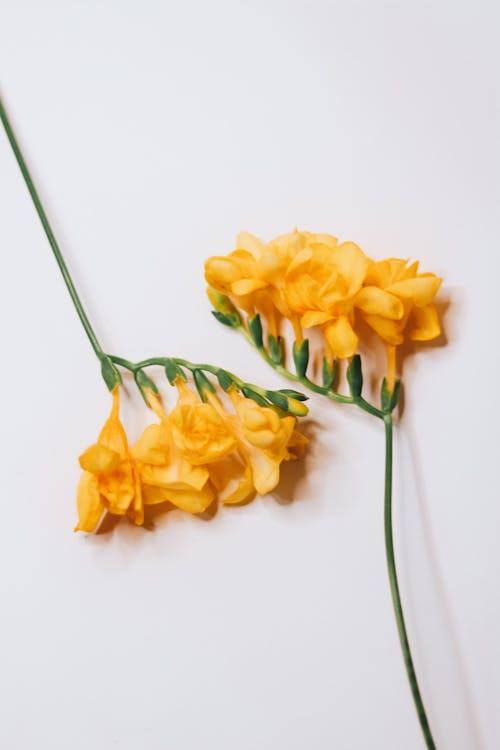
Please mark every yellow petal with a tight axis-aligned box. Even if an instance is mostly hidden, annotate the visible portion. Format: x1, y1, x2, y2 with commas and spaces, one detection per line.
323, 316, 358, 359
162, 483, 214, 514
140, 461, 209, 491
74, 472, 105, 532
142, 484, 171, 506
231, 278, 268, 295
235, 231, 265, 257
248, 449, 280, 494
332, 242, 370, 294
79, 443, 122, 474
408, 304, 441, 341
362, 314, 404, 345
300, 310, 333, 328
221, 464, 254, 505
386, 276, 442, 307
354, 287, 404, 320
131, 424, 169, 465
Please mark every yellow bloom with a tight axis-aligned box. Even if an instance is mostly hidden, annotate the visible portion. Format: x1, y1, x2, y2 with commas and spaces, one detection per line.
206, 229, 341, 337
284, 240, 370, 358
131, 389, 215, 515
357, 258, 442, 389
208, 388, 308, 500
75, 387, 143, 532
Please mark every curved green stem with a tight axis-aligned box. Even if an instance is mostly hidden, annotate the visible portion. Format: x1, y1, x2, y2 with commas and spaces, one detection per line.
239, 325, 385, 419
384, 415, 437, 749
0, 95, 105, 360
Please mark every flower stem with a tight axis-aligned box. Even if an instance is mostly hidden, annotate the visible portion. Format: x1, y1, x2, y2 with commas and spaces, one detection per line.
0, 95, 105, 360
383, 414, 437, 749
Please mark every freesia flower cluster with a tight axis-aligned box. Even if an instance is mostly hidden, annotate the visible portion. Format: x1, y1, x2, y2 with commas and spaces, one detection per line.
76, 378, 307, 532
205, 230, 442, 390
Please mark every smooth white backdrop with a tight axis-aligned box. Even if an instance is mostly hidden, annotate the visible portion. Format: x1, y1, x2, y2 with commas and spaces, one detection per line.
0, 2, 498, 748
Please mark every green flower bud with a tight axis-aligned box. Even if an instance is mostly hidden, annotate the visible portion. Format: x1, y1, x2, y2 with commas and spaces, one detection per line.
100, 356, 122, 392
248, 314, 264, 348
293, 339, 309, 377
346, 355, 363, 398
193, 369, 216, 402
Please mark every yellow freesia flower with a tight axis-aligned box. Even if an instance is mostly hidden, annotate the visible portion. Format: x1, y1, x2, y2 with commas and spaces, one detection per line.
205, 229, 339, 337
207, 388, 308, 500
357, 258, 442, 390
284, 240, 370, 358
75, 387, 143, 532
131, 388, 215, 515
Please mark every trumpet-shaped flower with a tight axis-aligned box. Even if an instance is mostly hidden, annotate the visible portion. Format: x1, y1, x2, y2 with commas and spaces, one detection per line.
284, 240, 370, 358
358, 258, 442, 389
206, 229, 341, 337
131, 389, 215, 515
76, 387, 143, 532
208, 388, 308, 499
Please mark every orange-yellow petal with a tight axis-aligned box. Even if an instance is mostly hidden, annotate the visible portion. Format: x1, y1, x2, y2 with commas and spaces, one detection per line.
231, 278, 268, 295
387, 275, 442, 307
300, 310, 333, 328
75, 472, 105, 532
354, 287, 404, 320
408, 304, 441, 341
78, 443, 122, 474
362, 314, 404, 346
323, 316, 358, 359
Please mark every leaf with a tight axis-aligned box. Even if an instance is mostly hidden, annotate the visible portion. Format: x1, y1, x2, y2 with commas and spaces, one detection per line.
193, 369, 216, 402
265, 391, 289, 411
277, 389, 309, 401
242, 386, 269, 407
164, 358, 186, 385
135, 369, 159, 403
100, 356, 122, 391
268, 334, 284, 364
322, 357, 337, 389
216, 369, 234, 391
248, 315, 264, 348
211, 310, 240, 328
346, 355, 363, 397
292, 339, 309, 377
381, 378, 401, 412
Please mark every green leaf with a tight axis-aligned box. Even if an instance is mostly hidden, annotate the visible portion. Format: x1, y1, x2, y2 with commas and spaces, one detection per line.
135, 369, 159, 403
193, 369, 216, 402
211, 310, 241, 328
248, 314, 264, 348
265, 391, 289, 411
322, 357, 337, 389
164, 358, 186, 385
100, 356, 122, 392
381, 378, 401, 412
293, 339, 309, 377
241, 386, 269, 407
216, 368, 234, 391
277, 389, 309, 401
268, 334, 284, 364
346, 355, 363, 397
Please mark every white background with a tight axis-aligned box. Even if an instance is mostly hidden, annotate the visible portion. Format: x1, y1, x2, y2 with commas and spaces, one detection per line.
0, 2, 498, 748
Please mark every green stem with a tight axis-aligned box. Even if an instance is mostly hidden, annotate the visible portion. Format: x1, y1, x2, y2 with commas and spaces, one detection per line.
0, 95, 105, 360
239, 325, 384, 419
383, 415, 437, 749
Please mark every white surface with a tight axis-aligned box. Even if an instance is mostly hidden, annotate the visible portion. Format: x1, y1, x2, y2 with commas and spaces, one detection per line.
0, 2, 498, 748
